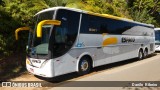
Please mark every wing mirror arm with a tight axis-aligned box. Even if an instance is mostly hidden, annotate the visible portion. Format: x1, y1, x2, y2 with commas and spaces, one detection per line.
37, 20, 61, 37
15, 27, 30, 40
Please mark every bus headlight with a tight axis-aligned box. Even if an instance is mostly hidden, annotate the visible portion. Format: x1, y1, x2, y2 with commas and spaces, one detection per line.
26, 58, 31, 65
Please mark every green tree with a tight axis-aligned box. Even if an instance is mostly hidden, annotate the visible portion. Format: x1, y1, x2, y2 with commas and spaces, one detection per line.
4, 0, 49, 25
128, 0, 160, 26
44, 0, 78, 7
0, 0, 4, 6
66, 0, 131, 18
0, 0, 50, 56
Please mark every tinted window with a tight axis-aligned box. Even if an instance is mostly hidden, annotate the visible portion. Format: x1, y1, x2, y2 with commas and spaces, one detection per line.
80, 14, 152, 35
80, 14, 89, 33
50, 9, 80, 58
155, 30, 160, 41
104, 18, 132, 34
80, 14, 132, 34
80, 14, 100, 34
95, 16, 133, 34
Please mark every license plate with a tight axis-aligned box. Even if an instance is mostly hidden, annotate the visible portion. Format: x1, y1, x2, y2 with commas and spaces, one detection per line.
30, 68, 34, 73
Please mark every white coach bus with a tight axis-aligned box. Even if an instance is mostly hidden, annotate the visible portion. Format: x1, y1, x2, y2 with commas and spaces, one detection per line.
155, 28, 160, 51
15, 7, 155, 78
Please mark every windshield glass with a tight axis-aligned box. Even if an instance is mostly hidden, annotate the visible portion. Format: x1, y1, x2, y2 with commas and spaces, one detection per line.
155, 30, 160, 41
50, 9, 80, 58
155, 30, 160, 45
28, 11, 54, 58
28, 9, 80, 59
35, 25, 51, 54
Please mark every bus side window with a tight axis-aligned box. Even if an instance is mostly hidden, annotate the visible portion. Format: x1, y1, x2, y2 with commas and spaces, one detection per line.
81, 15, 115, 34
88, 16, 100, 34
80, 14, 89, 33
100, 24, 108, 34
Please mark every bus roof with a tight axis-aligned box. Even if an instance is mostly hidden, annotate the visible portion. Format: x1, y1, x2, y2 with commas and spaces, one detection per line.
35, 6, 154, 28
35, 6, 87, 15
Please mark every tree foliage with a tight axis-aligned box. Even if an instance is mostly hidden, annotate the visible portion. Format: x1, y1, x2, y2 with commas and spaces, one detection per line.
0, 0, 5, 6
0, 0, 49, 56
128, 0, 160, 26
67, 0, 131, 18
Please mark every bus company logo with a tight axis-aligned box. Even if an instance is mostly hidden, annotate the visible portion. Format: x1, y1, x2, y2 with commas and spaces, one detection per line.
32, 59, 41, 63
76, 42, 85, 47
122, 37, 135, 43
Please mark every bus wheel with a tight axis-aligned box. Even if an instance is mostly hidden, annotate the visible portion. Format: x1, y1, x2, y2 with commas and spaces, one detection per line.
138, 49, 143, 60
143, 49, 148, 59
78, 57, 91, 75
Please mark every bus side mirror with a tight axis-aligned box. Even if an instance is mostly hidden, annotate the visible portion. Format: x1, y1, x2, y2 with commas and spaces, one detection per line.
15, 27, 30, 40
37, 20, 61, 38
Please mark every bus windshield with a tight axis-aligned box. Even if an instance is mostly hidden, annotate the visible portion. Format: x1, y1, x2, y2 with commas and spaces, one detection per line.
155, 30, 160, 45
28, 9, 80, 59
28, 11, 54, 59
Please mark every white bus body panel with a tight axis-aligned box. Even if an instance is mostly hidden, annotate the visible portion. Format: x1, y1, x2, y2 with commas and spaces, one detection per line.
26, 54, 78, 77
26, 59, 54, 77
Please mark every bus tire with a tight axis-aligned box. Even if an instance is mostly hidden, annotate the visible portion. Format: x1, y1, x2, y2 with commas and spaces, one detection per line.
143, 48, 148, 59
138, 49, 143, 60
78, 56, 91, 76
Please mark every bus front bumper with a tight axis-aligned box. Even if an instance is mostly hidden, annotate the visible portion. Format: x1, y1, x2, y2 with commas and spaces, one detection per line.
155, 45, 160, 51
26, 59, 55, 78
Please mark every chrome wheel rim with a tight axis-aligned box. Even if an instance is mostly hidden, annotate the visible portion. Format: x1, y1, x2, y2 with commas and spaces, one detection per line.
81, 60, 89, 71
139, 51, 142, 59
144, 50, 148, 57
